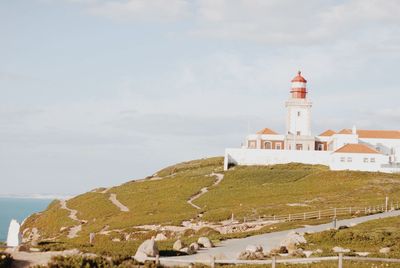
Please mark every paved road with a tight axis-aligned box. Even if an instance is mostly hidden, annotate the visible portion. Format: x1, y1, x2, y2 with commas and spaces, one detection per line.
164, 210, 400, 262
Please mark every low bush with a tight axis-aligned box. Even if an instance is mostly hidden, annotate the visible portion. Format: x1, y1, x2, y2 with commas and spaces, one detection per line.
0, 253, 13, 268
40, 255, 159, 268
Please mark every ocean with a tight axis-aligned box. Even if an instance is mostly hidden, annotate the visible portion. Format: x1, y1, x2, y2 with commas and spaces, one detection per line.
0, 198, 52, 242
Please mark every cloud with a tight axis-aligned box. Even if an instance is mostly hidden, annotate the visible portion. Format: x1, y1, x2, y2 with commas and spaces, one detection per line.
191, 0, 400, 46
62, 0, 190, 21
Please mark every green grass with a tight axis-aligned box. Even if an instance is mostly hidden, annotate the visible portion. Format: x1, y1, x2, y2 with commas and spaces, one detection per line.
303, 215, 400, 258
22, 200, 76, 239
21, 158, 400, 257
196, 164, 400, 222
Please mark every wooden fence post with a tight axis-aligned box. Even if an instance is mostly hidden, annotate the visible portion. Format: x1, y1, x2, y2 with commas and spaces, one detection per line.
272, 256, 276, 268
386, 196, 389, 212
318, 210, 321, 219
210, 256, 215, 268
289, 214, 291, 221
155, 255, 160, 266
338, 253, 343, 268
303, 212, 306, 220
334, 208, 337, 218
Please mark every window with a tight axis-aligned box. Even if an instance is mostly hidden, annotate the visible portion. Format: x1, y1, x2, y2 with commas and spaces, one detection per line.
296, 144, 303, 150
347, 157, 352, 162
340, 157, 345, 162
275, 143, 282, 150
296, 131, 301, 136
370, 158, 376, 163
318, 144, 324, 151
297, 111, 301, 116
363, 158, 369, 163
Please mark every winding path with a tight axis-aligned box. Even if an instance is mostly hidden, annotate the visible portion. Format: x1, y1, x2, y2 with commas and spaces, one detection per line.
187, 173, 224, 210
164, 210, 400, 263
109, 193, 130, 212
59, 200, 84, 239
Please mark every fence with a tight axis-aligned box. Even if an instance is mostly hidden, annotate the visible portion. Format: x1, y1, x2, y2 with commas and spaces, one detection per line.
148, 254, 400, 268
241, 198, 400, 223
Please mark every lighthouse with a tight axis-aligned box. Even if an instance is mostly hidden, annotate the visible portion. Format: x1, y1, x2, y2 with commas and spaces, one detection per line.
285, 71, 314, 150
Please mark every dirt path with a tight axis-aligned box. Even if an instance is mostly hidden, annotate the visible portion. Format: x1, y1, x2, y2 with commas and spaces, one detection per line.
6, 249, 80, 268
187, 173, 224, 210
59, 200, 84, 238
109, 193, 130, 212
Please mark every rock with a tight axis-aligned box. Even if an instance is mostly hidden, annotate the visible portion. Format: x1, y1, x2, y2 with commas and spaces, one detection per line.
60, 227, 68, 232
198, 237, 213, 248
280, 232, 306, 247
379, 247, 391, 254
30, 239, 38, 247
17, 245, 30, 252
332, 246, 350, 253
134, 238, 159, 263
179, 247, 196, 255
238, 250, 265, 260
6, 219, 21, 247
29, 248, 41, 252
238, 251, 251, 260
189, 242, 200, 251
173, 239, 185, 251
155, 233, 167, 241
289, 248, 305, 258
286, 242, 297, 254
356, 252, 370, 257
112, 238, 121, 242
315, 249, 323, 254
338, 225, 349, 230
270, 246, 288, 255
303, 250, 313, 258
245, 245, 263, 253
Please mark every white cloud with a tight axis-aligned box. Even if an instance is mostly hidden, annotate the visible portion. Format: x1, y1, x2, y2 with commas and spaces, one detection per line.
64, 0, 190, 21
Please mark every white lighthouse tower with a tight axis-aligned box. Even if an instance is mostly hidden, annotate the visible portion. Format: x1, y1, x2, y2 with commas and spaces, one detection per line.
285, 71, 314, 150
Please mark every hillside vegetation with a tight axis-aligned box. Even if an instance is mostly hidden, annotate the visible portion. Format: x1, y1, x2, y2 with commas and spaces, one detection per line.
22, 157, 400, 256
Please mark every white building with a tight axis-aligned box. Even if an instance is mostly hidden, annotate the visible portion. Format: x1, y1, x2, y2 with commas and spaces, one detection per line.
224, 71, 400, 173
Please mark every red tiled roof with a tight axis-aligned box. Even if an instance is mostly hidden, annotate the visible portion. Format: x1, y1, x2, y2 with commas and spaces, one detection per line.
357, 130, 400, 139
257, 128, 278, 135
334, 144, 380, 154
338, 129, 352, 134
319, 130, 336, 137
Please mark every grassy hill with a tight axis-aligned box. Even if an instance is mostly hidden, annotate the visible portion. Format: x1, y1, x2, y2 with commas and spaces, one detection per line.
21, 157, 400, 256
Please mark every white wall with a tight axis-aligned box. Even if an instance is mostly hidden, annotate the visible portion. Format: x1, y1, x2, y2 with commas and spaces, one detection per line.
224, 148, 331, 170
285, 99, 312, 136
330, 152, 389, 172
331, 134, 359, 150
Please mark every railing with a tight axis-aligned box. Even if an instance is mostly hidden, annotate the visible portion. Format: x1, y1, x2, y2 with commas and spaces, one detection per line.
148, 254, 400, 268
240, 199, 400, 223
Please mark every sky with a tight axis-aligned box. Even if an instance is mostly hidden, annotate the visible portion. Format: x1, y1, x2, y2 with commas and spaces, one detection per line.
1, 0, 400, 196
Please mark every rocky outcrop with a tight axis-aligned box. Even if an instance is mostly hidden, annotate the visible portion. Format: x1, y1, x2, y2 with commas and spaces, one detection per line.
134, 238, 159, 263
6, 219, 21, 247
198, 237, 213, 248
238, 245, 266, 260
173, 239, 185, 251
379, 247, 391, 254
155, 233, 167, 241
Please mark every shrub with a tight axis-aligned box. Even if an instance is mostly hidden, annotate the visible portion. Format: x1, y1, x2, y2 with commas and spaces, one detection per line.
196, 227, 220, 236
41, 255, 157, 268
0, 253, 13, 268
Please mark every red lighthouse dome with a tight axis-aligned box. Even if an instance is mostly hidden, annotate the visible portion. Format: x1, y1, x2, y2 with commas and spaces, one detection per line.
290, 71, 307, 99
